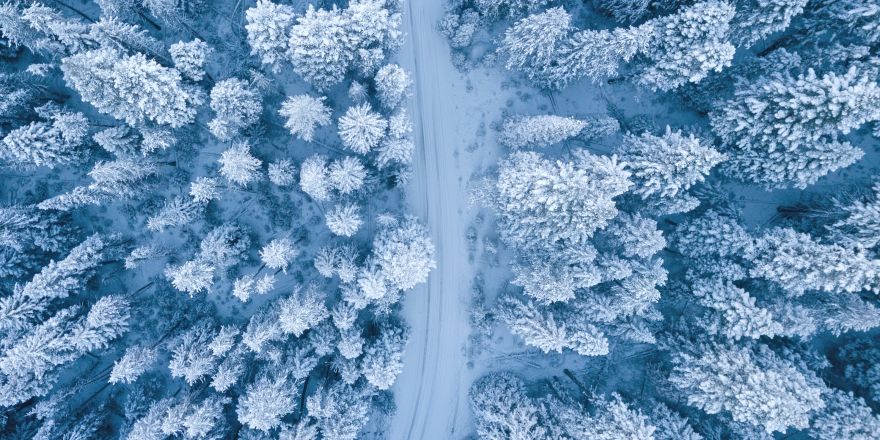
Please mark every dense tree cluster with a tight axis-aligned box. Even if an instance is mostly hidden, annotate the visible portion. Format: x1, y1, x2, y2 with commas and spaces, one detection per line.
0, 0, 431, 438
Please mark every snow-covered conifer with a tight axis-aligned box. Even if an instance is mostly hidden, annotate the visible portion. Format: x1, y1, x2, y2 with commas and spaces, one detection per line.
209, 79, 262, 140
61, 48, 203, 127
638, 0, 736, 91
602, 213, 665, 259
500, 296, 610, 356
245, 0, 295, 73
287, 5, 352, 90
268, 159, 297, 186
469, 373, 548, 440
168, 324, 218, 385
170, 39, 212, 81
1, 121, 83, 168
326, 204, 363, 237
278, 285, 329, 337
198, 224, 251, 269
165, 260, 215, 296
668, 341, 825, 433
237, 374, 297, 432
360, 322, 407, 389
811, 389, 880, 439
549, 23, 653, 88
339, 104, 387, 154
620, 127, 725, 199
147, 196, 204, 232
279, 95, 331, 142
306, 383, 371, 440
498, 115, 587, 149
371, 216, 436, 291
498, 7, 572, 89
189, 177, 221, 203
110, 346, 157, 384
494, 150, 631, 250
260, 238, 298, 273
328, 156, 367, 195
374, 64, 411, 110
730, 0, 807, 47
299, 155, 332, 201
218, 142, 262, 186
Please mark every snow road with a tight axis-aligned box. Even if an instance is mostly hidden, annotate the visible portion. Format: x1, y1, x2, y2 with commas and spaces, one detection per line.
389, 0, 510, 438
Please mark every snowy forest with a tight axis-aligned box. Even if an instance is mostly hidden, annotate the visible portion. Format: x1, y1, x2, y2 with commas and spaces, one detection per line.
1, 0, 880, 439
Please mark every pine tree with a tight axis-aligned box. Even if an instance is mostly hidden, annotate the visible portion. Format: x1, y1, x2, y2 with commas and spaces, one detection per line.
498, 115, 587, 149
237, 374, 298, 432
61, 48, 204, 128
371, 216, 436, 291
692, 279, 782, 340
469, 373, 549, 440
326, 204, 363, 237
170, 39, 213, 81
730, 0, 808, 47
278, 285, 329, 337
619, 127, 725, 199
550, 23, 653, 88
299, 155, 332, 201
602, 212, 666, 259
306, 382, 371, 440
500, 296, 610, 356
749, 227, 880, 296
268, 159, 297, 186
811, 389, 880, 440
147, 196, 205, 232
549, 393, 657, 439
279, 95, 332, 142
339, 104, 387, 154
494, 150, 631, 250
219, 142, 262, 186
668, 340, 825, 433
198, 223, 251, 270
711, 67, 880, 188
110, 346, 157, 384
260, 238, 298, 273
374, 63, 410, 110
287, 5, 353, 90
638, 0, 736, 91
328, 156, 367, 195
360, 322, 407, 389
498, 7, 572, 89
1, 121, 84, 168
168, 324, 219, 385
165, 260, 215, 296
208, 79, 262, 141
245, 0, 295, 73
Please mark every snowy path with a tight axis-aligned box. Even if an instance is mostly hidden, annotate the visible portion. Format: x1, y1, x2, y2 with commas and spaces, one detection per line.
389, 0, 509, 438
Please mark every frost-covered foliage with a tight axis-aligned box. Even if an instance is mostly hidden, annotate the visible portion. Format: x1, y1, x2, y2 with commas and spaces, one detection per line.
279, 95, 332, 142
498, 115, 586, 149
208, 78, 262, 140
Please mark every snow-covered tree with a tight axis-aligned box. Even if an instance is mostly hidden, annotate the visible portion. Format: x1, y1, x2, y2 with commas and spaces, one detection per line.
110, 346, 157, 384
557, 23, 654, 87
360, 322, 407, 389
218, 142, 262, 186
260, 238, 298, 273
730, 0, 808, 47
498, 115, 587, 149
811, 389, 880, 440
339, 104, 387, 154
748, 227, 880, 296
279, 95, 331, 142
668, 340, 825, 434
371, 216, 436, 291
328, 156, 367, 195
165, 260, 215, 296
208, 79, 262, 140
278, 285, 329, 337
168, 324, 218, 385
619, 127, 725, 199
237, 374, 298, 432
300, 155, 332, 201
147, 196, 205, 232
549, 393, 657, 439
500, 296, 610, 356
470, 373, 549, 440
326, 204, 363, 237
268, 159, 297, 186
245, 0, 295, 73
1, 121, 84, 168
287, 5, 351, 90
374, 63, 410, 110
692, 278, 782, 340
712, 67, 880, 188
638, 0, 736, 91
494, 150, 631, 250
498, 7, 572, 89
198, 223, 251, 270
306, 383, 371, 440
170, 39, 212, 81
61, 48, 204, 127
